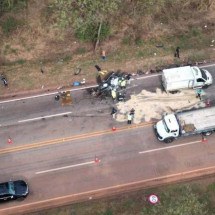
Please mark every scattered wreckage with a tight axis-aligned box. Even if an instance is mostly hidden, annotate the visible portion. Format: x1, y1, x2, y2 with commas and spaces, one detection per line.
87, 65, 131, 101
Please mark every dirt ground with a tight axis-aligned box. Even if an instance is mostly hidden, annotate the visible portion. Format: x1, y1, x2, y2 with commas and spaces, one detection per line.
0, 0, 215, 97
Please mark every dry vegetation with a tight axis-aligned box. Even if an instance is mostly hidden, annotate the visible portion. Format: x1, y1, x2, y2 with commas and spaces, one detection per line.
0, 0, 215, 96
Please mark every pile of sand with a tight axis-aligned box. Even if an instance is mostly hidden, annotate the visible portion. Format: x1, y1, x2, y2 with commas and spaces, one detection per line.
116, 88, 205, 124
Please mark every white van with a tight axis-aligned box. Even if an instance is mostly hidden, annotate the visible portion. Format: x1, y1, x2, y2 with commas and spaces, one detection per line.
162, 66, 213, 92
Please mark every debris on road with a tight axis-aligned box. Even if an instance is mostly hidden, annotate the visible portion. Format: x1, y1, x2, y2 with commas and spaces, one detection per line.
116, 89, 205, 124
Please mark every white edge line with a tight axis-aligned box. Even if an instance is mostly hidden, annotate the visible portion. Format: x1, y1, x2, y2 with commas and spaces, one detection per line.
199, 63, 215, 68
18, 112, 72, 123
1, 165, 215, 213
0, 63, 214, 104
0, 74, 160, 104
139, 140, 201, 154
36, 160, 95, 174
0, 85, 98, 104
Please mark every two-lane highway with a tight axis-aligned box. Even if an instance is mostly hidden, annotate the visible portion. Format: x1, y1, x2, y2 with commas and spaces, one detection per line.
0, 64, 215, 214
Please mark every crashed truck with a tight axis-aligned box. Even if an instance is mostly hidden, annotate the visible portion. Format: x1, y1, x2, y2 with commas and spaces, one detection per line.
89, 67, 131, 101
154, 106, 215, 143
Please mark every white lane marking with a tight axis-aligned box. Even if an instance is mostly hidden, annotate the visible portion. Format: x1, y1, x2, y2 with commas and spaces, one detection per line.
1, 165, 215, 214
139, 140, 201, 154
199, 63, 215, 68
36, 160, 95, 174
18, 111, 72, 123
0, 63, 214, 104
134, 73, 161, 79
0, 74, 161, 104
0, 84, 98, 104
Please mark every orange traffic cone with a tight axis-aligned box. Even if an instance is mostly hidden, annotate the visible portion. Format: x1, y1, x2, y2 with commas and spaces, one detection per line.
7, 137, 13, 144
201, 135, 207, 143
95, 156, 101, 164
205, 99, 211, 107
112, 126, 116, 131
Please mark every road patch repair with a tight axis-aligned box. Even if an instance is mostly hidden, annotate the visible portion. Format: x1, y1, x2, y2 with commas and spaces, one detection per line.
116, 88, 206, 123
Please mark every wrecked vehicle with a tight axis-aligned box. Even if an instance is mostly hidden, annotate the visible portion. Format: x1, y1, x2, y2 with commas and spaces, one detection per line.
89, 67, 131, 101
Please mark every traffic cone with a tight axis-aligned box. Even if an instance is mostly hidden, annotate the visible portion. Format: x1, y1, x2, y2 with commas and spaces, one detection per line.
201, 135, 207, 143
7, 137, 13, 144
95, 156, 101, 164
205, 99, 211, 107
112, 126, 116, 131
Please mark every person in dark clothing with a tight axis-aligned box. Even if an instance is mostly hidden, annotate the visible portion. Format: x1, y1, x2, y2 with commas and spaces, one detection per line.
174, 47, 180, 58
1, 74, 8, 87
111, 107, 117, 118
130, 108, 135, 117
117, 92, 125, 102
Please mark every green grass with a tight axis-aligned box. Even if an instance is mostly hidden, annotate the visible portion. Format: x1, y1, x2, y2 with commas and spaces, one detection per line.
1, 16, 22, 35
207, 182, 215, 191
75, 47, 87, 55
27, 178, 215, 215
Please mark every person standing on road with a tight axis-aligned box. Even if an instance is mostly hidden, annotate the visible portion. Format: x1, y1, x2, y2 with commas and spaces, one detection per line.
111, 89, 117, 101
196, 89, 202, 100
127, 113, 132, 124
126, 74, 132, 85
111, 107, 117, 119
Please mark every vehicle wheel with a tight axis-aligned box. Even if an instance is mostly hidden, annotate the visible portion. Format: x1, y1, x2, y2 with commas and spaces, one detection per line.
164, 137, 174, 144
203, 85, 208, 89
202, 131, 213, 136
55, 95, 60, 101
169, 90, 180, 94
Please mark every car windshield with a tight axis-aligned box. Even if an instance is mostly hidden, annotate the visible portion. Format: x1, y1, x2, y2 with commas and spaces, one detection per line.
200, 69, 207, 80
7, 181, 15, 195
162, 119, 170, 133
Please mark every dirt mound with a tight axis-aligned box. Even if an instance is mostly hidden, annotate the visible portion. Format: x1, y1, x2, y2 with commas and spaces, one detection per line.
116, 89, 205, 123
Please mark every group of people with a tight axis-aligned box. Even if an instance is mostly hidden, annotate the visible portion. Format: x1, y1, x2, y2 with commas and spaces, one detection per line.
111, 74, 132, 101
111, 107, 135, 124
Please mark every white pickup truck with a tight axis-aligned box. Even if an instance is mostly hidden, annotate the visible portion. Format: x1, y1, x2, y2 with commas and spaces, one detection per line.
154, 106, 215, 143
162, 66, 213, 93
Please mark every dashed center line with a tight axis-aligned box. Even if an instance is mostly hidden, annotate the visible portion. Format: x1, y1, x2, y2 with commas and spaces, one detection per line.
36, 160, 95, 174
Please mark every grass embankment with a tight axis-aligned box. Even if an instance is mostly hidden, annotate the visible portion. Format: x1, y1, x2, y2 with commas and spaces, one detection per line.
27, 177, 215, 215
0, 0, 215, 96
1, 31, 214, 95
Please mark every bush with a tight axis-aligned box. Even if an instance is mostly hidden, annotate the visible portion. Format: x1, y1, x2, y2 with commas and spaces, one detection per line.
0, 0, 27, 13
75, 22, 111, 42
1, 16, 20, 34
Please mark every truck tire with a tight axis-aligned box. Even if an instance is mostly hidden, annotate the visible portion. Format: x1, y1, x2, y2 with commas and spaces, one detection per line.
169, 90, 180, 94
164, 137, 174, 144
202, 131, 213, 136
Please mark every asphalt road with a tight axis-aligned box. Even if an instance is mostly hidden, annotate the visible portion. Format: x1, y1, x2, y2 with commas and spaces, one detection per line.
0, 64, 215, 214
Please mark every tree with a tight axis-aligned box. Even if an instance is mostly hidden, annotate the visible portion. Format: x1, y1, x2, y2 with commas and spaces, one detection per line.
0, 0, 27, 14
53, 0, 121, 49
